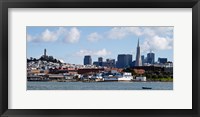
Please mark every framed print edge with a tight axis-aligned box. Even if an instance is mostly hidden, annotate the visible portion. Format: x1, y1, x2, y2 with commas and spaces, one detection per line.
0, 0, 2, 115
1, 0, 9, 116
192, 1, 200, 115
1, 0, 200, 117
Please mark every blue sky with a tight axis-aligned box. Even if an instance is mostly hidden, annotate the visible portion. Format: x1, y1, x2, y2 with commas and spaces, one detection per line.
27, 26, 173, 64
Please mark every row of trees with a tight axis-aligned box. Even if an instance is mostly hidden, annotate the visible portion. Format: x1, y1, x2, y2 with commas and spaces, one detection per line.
123, 68, 173, 79
27, 56, 61, 64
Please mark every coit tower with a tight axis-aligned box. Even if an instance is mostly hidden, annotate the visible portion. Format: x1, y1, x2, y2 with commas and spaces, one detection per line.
44, 49, 47, 57
135, 38, 142, 66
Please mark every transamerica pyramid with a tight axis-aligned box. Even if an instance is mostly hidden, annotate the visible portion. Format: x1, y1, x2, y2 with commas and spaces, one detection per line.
135, 38, 142, 66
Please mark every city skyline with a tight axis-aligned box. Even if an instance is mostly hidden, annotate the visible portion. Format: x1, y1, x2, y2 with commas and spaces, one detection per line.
27, 26, 173, 64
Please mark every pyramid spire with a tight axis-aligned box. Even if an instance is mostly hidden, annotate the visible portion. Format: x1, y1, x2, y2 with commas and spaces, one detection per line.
137, 38, 140, 47
135, 37, 142, 66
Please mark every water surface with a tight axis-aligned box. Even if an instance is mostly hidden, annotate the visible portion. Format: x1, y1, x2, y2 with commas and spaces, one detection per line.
27, 81, 173, 90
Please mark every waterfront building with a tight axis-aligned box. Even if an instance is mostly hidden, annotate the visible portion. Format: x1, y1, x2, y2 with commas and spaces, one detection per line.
78, 68, 104, 74
84, 55, 92, 65
117, 54, 132, 68
164, 67, 173, 73
136, 76, 147, 81
158, 58, 167, 64
147, 52, 155, 64
135, 38, 142, 66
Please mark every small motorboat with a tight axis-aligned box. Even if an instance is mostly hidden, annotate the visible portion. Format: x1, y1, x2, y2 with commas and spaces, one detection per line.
142, 87, 152, 89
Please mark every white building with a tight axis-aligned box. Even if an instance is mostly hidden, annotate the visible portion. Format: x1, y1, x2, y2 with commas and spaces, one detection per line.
136, 76, 146, 81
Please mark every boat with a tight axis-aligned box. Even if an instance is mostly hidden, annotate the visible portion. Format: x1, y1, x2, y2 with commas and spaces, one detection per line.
142, 87, 152, 89
91, 73, 104, 82
27, 75, 50, 81
103, 75, 118, 81
118, 72, 133, 81
91, 73, 103, 79
103, 72, 133, 81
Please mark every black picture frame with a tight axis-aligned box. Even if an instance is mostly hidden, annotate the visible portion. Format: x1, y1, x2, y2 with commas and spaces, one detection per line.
0, 0, 199, 117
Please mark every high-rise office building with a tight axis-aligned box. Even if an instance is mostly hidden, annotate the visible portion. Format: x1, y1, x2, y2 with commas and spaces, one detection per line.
116, 54, 132, 68
93, 57, 115, 68
147, 52, 155, 64
98, 57, 103, 66
98, 57, 103, 62
84, 55, 92, 65
106, 59, 116, 68
131, 60, 136, 67
158, 58, 167, 64
93, 61, 99, 66
141, 55, 145, 65
135, 38, 142, 66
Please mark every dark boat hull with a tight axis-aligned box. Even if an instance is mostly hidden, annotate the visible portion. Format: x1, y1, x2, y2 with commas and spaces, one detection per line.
142, 87, 152, 89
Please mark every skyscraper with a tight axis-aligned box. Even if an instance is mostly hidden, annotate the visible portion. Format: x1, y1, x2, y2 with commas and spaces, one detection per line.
158, 58, 167, 64
147, 52, 155, 64
135, 38, 142, 66
98, 57, 103, 62
141, 55, 145, 65
84, 55, 92, 65
116, 54, 132, 68
98, 57, 103, 66
106, 59, 116, 68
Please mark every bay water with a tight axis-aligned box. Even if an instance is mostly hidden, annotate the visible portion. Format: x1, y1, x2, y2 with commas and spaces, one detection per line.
27, 81, 173, 90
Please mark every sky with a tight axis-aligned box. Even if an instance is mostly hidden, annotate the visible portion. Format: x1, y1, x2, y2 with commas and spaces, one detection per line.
27, 26, 173, 65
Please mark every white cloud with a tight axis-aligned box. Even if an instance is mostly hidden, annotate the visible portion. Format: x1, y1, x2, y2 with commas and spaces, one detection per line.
27, 27, 80, 43
64, 27, 80, 43
107, 27, 129, 39
106, 27, 173, 52
124, 27, 143, 36
106, 27, 144, 39
153, 27, 173, 37
106, 27, 173, 39
87, 32, 102, 42
76, 49, 93, 56
76, 48, 111, 57
31, 27, 65, 42
41, 29, 58, 42
94, 49, 111, 56
142, 27, 173, 38
138, 27, 173, 52
141, 36, 173, 52
28, 26, 173, 52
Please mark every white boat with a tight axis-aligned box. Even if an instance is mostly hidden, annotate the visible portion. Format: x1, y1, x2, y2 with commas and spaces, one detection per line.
118, 72, 133, 81
91, 73, 103, 79
103, 75, 118, 81
103, 72, 133, 81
